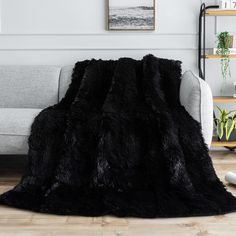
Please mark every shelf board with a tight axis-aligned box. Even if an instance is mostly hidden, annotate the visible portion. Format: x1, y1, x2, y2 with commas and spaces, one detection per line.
205, 9, 236, 16
203, 54, 236, 59
213, 96, 236, 103
211, 137, 236, 147
211, 140, 236, 147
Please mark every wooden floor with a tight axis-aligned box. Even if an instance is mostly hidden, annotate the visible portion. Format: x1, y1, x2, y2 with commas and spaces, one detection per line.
0, 151, 236, 236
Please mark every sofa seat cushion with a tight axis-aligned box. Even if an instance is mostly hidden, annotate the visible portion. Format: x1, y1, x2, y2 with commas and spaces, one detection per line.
0, 136, 29, 155
0, 108, 41, 136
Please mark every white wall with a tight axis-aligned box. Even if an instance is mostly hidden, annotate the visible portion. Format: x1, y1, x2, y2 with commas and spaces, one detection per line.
2, 0, 236, 148
0, 0, 200, 75
1, 0, 236, 96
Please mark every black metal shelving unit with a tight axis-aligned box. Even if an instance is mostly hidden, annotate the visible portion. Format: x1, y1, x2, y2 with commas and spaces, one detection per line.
198, 3, 219, 80
198, 3, 236, 151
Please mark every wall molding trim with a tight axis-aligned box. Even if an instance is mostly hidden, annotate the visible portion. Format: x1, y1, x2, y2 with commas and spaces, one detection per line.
0, 34, 198, 50
0, 33, 198, 36
0, 48, 198, 51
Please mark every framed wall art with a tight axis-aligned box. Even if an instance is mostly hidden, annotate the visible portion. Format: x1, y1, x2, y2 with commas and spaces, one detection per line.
108, 0, 155, 31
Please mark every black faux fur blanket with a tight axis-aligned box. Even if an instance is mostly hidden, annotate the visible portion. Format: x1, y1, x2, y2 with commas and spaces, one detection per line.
1, 55, 236, 218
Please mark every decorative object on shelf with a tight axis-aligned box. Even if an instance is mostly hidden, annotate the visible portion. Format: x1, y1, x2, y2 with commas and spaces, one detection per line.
231, 0, 236, 9
229, 34, 234, 48
219, 0, 232, 9
216, 32, 232, 93
213, 47, 236, 55
234, 82, 236, 97
214, 106, 236, 141
108, 0, 155, 31
213, 34, 234, 55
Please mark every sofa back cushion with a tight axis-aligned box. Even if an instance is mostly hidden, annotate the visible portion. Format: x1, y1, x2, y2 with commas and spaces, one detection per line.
180, 71, 213, 146
0, 66, 61, 108
59, 65, 74, 101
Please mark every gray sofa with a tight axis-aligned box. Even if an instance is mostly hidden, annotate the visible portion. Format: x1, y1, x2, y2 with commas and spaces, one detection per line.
0, 66, 213, 155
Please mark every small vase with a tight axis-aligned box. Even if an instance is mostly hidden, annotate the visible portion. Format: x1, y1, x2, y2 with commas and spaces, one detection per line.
220, 79, 227, 95
229, 35, 234, 48
234, 81, 236, 98
220, 129, 236, 142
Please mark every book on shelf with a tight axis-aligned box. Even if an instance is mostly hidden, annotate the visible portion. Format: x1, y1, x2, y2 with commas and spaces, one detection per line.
213, 48, 236, 55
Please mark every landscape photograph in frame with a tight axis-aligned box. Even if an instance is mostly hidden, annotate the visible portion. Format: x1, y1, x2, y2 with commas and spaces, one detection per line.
108, 0, 155, 31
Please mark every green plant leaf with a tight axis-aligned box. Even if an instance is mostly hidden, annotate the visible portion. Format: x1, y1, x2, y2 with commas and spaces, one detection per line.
218, 122, 224, 139
216, 106, 223, 113
216, 32, 231, 80
226, 110, 236, 116
226, 120, 235, 141
214, 106, 236, 140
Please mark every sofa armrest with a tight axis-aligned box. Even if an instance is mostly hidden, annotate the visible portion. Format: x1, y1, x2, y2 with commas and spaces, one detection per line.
180, 71, 213, 147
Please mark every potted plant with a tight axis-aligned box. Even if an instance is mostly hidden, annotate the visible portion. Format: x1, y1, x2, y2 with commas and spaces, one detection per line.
214, 106, 236, 141
216, 32, 232, 81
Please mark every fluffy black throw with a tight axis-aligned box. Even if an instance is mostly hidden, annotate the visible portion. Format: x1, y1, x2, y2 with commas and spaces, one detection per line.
1, 55, 236, 218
